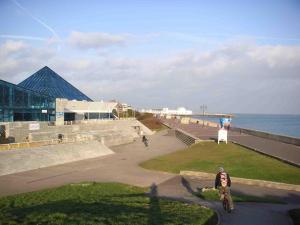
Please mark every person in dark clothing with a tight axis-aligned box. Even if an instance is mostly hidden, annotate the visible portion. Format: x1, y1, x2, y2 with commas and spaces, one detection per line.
215, 167, 234, 210
142, 135, 148, 147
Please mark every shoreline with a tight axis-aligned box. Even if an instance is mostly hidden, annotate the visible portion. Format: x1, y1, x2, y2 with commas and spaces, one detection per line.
191, 115, 300, 139
179, 116, 300, 146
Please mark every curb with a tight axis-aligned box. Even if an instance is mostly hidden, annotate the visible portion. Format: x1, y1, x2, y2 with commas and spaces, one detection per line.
180, 171, 300, 192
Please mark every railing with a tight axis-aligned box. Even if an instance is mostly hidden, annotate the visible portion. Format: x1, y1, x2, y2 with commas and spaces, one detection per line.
230, 126, 300, 146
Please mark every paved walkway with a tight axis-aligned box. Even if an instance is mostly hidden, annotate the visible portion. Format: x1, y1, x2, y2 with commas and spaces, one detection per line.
161, 118, 300, 166
0, 130, 185, 197
0, 130, 299, 225
156, 176, 299, 225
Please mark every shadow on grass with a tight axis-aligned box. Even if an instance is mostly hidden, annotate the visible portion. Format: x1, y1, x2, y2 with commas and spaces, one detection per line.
148, 183, 164, 225
180, 177, 218, 225
2, 190, 214, 225
8, 198, 149, 224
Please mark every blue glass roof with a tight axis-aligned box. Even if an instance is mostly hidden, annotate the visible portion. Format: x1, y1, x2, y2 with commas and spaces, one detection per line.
18, 66, 93, 101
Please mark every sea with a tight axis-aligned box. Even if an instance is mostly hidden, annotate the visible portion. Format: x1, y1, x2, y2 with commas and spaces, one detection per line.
193, 114, 300, 138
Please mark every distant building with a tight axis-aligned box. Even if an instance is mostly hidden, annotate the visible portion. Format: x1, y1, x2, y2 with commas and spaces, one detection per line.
140, 107, 192, 116
0, 66, 116, 123
109, 100, 132, 114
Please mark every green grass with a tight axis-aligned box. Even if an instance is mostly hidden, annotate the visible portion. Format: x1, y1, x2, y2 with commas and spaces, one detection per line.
140, 142, 300, 185
153, 124, 168, 132
197, 189, 284, 204
0, 182, 217, 225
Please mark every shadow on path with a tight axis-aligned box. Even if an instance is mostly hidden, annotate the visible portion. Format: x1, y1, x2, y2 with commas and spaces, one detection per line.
181, 176, 197, 196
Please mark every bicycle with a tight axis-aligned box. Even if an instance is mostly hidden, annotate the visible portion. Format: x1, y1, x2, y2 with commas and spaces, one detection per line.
144, 139, 148, 147
221, 188, 231, 213
142, 136, 148, 147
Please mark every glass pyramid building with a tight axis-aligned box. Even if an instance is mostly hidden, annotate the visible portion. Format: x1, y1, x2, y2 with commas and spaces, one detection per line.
18, 66, 92, 101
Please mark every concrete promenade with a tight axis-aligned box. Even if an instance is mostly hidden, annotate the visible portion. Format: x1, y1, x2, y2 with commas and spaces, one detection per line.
0, 130, 299, 224
0, 130, 186, 197
161, 118, 300, 166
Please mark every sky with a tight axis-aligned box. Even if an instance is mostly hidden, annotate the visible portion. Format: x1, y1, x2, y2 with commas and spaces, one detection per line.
0, 0, 300, 114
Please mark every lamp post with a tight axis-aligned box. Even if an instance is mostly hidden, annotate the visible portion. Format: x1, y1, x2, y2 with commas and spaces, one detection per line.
200, 105, 207, 127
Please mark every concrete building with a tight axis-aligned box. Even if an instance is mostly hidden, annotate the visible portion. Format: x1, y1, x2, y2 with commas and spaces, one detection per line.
55, 99, 117, 125
0, 66, 116, 123
140, 107, 193, 116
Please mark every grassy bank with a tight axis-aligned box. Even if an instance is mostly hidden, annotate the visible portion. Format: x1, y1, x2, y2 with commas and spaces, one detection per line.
0, 182, 216, 225
140, 142, 300, 185
136, 112, 167, 131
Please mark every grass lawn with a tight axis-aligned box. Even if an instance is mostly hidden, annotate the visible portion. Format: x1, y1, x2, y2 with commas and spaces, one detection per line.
0, 182, 217, 225
197, 188, 284, 204
136, 113, 167, 131
140, 142, 300, 185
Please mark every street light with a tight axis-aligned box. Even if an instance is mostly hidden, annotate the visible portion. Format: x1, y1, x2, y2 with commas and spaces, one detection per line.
200, 105, 207, 127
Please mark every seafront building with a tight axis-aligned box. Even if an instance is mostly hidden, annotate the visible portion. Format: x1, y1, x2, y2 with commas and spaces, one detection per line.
0, 66, 117, 123
140, 107, 193, 116
0, 66, 153, 148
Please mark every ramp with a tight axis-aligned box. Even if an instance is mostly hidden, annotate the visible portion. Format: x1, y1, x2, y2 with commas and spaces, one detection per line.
0, 141, 114, 176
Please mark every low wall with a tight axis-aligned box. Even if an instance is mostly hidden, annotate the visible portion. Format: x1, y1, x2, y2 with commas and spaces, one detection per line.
190, 118, 219, 128
180, 171, 300, 192
175, 128, 201, 146
230, 127, 300, 146
0, 119, 152, 149
0, 141, 114, 176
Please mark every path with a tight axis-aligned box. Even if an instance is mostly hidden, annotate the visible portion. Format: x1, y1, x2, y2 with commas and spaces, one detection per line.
0, 130, 299, 225
156, 176, 299, 225
0, 130, 185, 197
161, 118, 300, 166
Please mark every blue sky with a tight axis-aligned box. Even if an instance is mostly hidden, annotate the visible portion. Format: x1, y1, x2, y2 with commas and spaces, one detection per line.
1, 0, 300, 114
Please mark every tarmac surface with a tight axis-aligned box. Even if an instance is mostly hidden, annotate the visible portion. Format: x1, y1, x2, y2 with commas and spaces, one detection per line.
161, 118, 300, 166
0, 130, 299, 225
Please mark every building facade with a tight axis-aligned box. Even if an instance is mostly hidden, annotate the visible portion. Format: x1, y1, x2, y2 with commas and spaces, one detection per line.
0, 80, 55, 122
55, 98, 117, 125
140, 107, 193, 116
0, 66, 117, 123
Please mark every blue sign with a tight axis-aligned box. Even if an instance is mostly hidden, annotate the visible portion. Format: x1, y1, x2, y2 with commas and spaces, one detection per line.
56, 112, 64, 118
219, 118, 231, 128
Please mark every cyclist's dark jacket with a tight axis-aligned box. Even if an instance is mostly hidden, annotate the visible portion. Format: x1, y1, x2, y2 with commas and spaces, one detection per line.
215, 172, 231, 188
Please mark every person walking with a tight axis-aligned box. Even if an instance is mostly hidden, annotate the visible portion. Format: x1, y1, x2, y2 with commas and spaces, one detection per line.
215, 167, 234, 210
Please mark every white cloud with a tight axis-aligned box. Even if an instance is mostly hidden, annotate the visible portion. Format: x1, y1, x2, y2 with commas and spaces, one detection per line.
0, 40, 56, 83
0, 40, 27, 57
68, 31, 128, 50
1, 39, 299, 114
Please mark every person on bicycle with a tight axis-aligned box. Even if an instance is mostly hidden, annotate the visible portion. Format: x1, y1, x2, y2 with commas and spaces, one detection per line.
142, 135, 148, 147
215, 167, 234, 210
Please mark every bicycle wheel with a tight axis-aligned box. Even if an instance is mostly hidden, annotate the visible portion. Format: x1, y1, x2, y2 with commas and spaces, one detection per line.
223, 198, 231, 213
